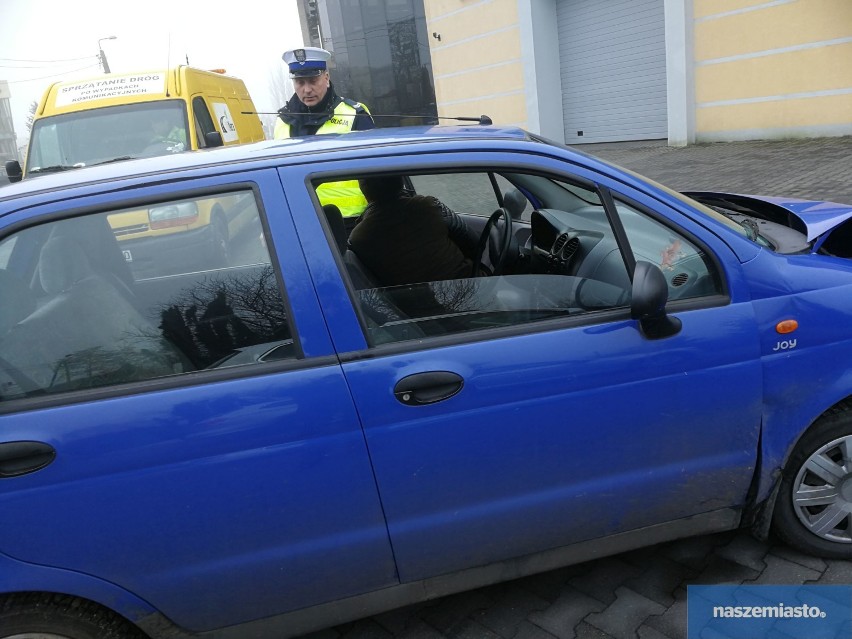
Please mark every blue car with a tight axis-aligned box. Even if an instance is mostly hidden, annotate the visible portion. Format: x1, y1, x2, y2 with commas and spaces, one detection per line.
0, 126, 851, 638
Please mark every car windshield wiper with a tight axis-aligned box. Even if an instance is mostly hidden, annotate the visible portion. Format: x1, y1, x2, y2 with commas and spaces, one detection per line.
739, 218, 760, 241
28, 164, 77, 175
92, 156, 136, 166
705, 203, 763, 242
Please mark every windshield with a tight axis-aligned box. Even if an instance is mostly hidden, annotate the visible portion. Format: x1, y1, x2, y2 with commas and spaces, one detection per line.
26, 100, 189, 174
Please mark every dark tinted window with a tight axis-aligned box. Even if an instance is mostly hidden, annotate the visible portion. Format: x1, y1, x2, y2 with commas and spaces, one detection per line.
0, 190, 295, 401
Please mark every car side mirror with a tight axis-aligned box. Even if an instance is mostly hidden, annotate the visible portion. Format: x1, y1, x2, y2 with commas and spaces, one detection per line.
630, 260, 682, 339
204, 131, 224, 148
5, 160, 22, 183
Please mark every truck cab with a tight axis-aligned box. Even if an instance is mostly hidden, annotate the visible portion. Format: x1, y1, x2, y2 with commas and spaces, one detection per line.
5, 66, 264, 182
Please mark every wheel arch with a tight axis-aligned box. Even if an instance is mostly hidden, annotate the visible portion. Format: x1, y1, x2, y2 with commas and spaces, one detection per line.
748, 395, 852, 539
0, 549, 157, 627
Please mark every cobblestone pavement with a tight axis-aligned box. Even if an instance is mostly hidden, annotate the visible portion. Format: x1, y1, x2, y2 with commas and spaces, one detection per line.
302, 136, 852, 639
587, 135, 852, 205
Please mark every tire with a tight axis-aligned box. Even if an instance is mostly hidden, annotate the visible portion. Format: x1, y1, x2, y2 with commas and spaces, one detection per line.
0, 593, 148, 639
773, 408, 852, 558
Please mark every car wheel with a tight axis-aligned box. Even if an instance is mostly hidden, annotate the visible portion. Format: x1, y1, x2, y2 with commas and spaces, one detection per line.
0, 593, 148, 639
773, 408, 852, 558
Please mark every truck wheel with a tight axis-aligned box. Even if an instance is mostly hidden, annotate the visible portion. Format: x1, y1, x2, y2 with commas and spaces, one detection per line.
0, 593, 148, 639
773, 409, 852, 558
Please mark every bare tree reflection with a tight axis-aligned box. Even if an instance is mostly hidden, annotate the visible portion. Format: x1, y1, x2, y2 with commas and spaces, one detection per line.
359, 279, 481, 339
158, 266, 290, 368
431, 279, 480, 313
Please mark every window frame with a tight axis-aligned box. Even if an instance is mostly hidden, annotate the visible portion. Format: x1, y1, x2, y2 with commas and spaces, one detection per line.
307, 159, 732, 353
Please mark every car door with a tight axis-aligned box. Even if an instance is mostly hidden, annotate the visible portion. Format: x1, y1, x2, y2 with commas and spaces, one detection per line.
0, 169, 396, 632
289, 152, 764, 584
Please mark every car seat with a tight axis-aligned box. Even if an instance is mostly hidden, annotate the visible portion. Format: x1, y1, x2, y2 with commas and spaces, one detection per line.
0, 235, 189, 393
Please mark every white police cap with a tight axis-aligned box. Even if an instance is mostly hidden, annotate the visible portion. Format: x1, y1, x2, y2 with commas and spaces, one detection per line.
282, 47, 331, 78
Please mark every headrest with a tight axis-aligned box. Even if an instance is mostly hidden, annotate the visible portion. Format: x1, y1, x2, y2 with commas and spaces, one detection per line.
322, 204, 347, 254
38, 236, 93, 295
503, 188, 528, 219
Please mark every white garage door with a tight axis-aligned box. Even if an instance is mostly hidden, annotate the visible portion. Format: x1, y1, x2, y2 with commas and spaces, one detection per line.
558, 0, 668, 144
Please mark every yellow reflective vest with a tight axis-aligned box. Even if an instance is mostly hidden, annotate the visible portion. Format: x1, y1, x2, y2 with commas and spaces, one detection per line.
274, 100, 371, 217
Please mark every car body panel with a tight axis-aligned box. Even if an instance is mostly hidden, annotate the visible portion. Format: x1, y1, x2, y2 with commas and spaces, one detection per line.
684, 191, 852, 243
340, 306, 762, 582
0, 369, 397, 631
0, 549, 157, 620
739, 251, 852, 501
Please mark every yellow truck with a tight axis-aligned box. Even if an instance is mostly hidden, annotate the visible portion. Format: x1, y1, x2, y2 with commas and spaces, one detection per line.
8, 66, 264, 179
5, 67, 266, 277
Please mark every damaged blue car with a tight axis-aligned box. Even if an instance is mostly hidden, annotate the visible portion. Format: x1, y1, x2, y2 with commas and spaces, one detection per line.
1, 126, 852, 638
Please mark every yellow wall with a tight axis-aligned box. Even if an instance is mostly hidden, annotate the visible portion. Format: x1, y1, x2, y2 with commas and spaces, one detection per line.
693, 0, 852, 140
424, 0, 528, 126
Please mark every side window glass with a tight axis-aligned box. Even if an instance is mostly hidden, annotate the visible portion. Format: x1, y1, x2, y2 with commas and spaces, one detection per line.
193, 97, 216, 148
409, 173, 499, 216
0, 190, 295, 402
409, 173, 531, 220
614, 199, 723, 300
331, 172, 632, 347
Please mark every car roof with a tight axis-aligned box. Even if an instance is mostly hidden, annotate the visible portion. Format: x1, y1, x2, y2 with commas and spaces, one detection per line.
0, 125, 534, 209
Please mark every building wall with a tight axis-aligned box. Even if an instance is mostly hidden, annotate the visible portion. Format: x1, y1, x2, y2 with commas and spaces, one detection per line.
302, 0, 437, 127
312, 0, 850, 145
0, 81, 19, 166
423, 0, 528, 127
693, 0, 852, 141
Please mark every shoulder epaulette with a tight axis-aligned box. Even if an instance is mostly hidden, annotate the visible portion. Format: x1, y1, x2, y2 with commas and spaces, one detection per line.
341, 97, 368, 112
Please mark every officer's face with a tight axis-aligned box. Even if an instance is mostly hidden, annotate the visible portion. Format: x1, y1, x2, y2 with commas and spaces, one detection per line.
294, 72, 330, 107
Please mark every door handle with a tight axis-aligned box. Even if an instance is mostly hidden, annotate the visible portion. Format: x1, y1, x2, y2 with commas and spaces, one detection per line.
0, 441, 56, 478
394, 371, 464, 406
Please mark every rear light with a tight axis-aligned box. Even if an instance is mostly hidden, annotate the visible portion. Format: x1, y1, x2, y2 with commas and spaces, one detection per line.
148, 202, 199, 230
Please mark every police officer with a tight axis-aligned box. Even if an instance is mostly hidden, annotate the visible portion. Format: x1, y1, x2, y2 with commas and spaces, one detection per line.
275, 47, 374, 217
275, 47, 374, 137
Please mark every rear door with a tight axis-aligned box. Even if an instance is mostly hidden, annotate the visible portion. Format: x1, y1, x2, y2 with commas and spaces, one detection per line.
0, 169, 395, 632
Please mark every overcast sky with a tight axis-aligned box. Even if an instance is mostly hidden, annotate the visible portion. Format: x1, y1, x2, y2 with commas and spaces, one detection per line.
0, 0, 304, 142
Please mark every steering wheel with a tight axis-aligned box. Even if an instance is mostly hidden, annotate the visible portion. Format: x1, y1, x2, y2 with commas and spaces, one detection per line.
472, 207, 513, 277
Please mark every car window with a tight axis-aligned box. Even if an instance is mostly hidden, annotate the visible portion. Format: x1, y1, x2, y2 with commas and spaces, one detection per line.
613, 199, 723, 300
409, 172, 531, 220
323, 171, 640, 346
0, 189, 295, 402
322, 169, 727, 347
409, 173, 498, 216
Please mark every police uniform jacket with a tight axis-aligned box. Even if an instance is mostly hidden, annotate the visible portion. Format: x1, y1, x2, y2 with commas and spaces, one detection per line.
274, 84, 374, 216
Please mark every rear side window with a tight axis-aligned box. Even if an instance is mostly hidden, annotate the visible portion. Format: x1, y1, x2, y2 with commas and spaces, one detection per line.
0, 190, 295, 402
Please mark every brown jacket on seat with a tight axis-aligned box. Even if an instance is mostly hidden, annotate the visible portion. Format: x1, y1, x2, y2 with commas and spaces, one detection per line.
349, 194, 472, 287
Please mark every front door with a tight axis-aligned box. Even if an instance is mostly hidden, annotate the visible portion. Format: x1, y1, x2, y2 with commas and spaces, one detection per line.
299, 156, 763, 583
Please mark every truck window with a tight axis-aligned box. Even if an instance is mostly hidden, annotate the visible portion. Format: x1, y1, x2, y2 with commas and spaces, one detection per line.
193, 97, 216, 148
26, 100, 189, 174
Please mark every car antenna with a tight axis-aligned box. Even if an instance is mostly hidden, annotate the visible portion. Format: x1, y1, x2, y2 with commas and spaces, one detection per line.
165, 32, 172, 97
245, 112, 493, 126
